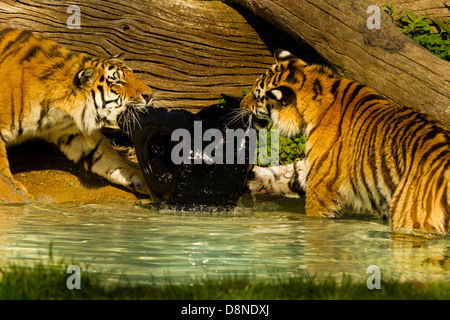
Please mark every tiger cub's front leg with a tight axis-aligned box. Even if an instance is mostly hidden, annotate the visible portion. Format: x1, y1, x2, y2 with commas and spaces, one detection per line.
0, 139, 33, 200
247, 162, 305, 198
48, 131, 149, 195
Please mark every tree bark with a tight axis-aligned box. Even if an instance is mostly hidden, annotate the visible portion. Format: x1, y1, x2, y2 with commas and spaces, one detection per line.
232, 0, 450, 128
0, 0, 311, 111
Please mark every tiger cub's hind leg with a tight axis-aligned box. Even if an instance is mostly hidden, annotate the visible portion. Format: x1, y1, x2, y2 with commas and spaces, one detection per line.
0, 139, 33, 200
49, 131, 149, 195
390, 176, 449, 235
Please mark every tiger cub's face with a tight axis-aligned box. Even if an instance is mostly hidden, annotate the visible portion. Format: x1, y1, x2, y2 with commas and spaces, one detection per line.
76, 56, 153, 131
240, 50, 305, 137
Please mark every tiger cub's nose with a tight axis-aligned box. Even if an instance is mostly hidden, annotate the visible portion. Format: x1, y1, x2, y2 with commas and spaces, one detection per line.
141, 93, 153, 105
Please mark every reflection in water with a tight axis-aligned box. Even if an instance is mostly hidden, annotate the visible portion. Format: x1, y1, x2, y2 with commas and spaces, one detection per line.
0, 195, 448, 285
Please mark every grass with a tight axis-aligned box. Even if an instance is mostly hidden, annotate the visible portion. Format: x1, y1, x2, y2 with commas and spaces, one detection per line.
0, 259, 448, 300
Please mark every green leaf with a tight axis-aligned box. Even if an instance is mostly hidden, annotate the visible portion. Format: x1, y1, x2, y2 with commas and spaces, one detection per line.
429, 16, 450, 35
400, 17, 410, 24
406, 11, 415, 21
381, 4, 394, 14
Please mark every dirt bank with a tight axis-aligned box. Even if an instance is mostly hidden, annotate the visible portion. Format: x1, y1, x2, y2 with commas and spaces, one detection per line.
8, 135, 147, 204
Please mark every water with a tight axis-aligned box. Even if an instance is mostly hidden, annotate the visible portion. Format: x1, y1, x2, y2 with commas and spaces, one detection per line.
0, 195, 448, 285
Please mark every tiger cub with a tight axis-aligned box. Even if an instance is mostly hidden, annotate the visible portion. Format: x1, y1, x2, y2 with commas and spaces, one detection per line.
242, 49, 449, 235
0, 28, 154, 199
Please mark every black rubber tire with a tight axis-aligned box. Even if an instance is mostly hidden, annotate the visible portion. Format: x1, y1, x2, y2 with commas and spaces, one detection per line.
132, 109, 194, 201
127, 96, 253, 207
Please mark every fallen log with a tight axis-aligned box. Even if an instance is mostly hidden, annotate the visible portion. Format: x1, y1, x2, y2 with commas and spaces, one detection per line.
232, 0, 450, 128
0, 0, 313, 111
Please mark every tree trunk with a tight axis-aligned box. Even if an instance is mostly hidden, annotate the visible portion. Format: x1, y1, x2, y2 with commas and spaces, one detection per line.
232, 0, 450, 128
0, 0, 314, 112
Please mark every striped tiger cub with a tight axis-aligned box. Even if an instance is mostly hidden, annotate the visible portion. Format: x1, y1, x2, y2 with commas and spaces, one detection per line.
0, 28, 154, 199
242, 49, 449, 235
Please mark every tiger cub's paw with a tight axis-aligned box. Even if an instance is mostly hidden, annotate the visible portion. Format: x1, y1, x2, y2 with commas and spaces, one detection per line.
129, 171, 149, 195
110, 167, 149, 195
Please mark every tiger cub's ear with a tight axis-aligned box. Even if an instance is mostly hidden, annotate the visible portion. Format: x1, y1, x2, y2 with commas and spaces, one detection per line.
74, 68, 95, 88
274, 49, 297, 63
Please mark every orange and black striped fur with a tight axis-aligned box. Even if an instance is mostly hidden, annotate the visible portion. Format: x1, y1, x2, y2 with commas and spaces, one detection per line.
0, 28, 154, 199
242, 50, 449, 234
